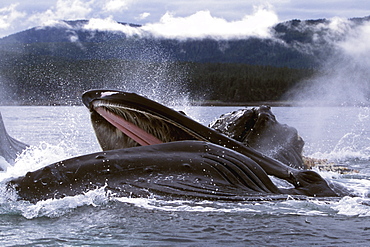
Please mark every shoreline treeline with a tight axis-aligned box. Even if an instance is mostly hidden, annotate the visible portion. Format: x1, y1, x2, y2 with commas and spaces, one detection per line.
0, 57, 315, 105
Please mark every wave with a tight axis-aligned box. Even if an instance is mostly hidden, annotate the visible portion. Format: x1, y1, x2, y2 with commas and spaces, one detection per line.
308, 132, 370, 165
2, 183, 370, 219
0, 186, 109, 219
0, 142, 77, 182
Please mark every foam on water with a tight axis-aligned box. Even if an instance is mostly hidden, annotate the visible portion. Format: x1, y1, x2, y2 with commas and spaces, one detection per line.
2, 182, 370, 220
113, 195, 370, 217
20, 187, 110, 219
0, 185, 109, 219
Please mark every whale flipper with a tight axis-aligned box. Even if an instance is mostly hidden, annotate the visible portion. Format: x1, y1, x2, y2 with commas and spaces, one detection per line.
0, 112, 29, 167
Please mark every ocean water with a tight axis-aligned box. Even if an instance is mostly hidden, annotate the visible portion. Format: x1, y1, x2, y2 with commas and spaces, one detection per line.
0, 105, 369, 246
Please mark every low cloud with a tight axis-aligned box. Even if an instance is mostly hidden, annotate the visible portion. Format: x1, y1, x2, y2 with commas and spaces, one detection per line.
0, 0, 136, 37
0, 1, 279, 40
137, 12, 150, 20
83, 17, 142, 35
284, 18, 370, 106
103, 0, 134, 13
82, 5, 279, 40
0, 3, 26, 33
28, 0, 93, 26
141, 6, 278, 39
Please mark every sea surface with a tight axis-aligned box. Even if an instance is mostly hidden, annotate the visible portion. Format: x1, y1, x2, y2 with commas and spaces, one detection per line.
0, 105, 369, 246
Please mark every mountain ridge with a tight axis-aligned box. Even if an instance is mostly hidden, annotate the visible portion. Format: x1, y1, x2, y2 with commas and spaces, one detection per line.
0, 16, 369, 105
2, 16, 369, 68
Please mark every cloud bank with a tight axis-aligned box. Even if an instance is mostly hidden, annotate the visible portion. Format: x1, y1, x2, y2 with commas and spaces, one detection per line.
140, 6, 278, 39
284, 19, 370, 106
0, 1, 279, 39
0, 0, 135, 37
69, 5, 279, 40
1, 0, 369, 38
0, 3, 26, 34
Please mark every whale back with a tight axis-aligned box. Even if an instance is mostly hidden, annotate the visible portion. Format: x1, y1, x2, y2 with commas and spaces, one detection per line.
9, 141, 281, 203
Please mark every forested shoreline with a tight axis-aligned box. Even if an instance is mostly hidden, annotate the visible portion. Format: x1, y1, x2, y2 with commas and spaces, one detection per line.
188, 63, 314, 103
0, 57, 316, 105
1, 17, 370, 105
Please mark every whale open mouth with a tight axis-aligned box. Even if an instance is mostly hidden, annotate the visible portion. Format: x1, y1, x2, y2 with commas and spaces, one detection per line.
94, 106, 163, 146
90, 100, 200, 150
82, 90, 207, 150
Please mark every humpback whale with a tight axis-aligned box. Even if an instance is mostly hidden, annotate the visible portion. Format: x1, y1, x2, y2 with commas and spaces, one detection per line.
0, 112, 28, 168
209, 106, 306, 169
10, 141, 285, 203
81, 90, 338, 196
2, 90, 341, 203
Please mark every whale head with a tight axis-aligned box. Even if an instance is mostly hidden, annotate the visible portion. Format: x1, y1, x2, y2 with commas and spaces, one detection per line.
82, 90, 215, 151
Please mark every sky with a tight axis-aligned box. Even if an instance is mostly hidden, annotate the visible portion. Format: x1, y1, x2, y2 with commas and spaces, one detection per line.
0, 0, 369, 38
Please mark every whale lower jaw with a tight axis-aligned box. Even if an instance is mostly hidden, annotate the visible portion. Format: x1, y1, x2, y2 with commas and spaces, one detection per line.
90, 100, 199, 150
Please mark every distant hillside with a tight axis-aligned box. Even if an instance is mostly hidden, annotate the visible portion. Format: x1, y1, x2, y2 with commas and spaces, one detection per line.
0, 16, 369, 105
2, 16, 369, 66
0, 18, 351, 68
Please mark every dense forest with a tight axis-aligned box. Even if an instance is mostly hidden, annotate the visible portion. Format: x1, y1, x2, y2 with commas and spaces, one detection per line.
0, 16, 369, 105
0, 56, 315, 105
189, 63, 314, 103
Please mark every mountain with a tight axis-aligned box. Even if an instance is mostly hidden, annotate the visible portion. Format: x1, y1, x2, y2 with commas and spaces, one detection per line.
0, 17, 369, 105
2, 16, 369, 68
0, 18, 340, 68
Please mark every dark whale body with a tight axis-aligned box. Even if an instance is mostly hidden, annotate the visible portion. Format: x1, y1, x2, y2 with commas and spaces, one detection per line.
10, 141, 286, 203
2, 90, 341, 203
210, 106, 306, 169
81, 90, 338, 197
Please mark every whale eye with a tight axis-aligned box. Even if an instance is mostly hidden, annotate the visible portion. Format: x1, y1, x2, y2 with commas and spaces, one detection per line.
182, 163, 191, 169
36, 177, 51, 186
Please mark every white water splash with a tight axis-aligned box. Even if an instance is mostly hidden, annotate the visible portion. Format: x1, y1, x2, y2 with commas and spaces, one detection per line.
20, 187, 109, 219
115, 197, 259, 213
308, 107, 370, 163
0, 142, 76, 182
114, 195, 370, 217
2, 181, 370, 219
0, 185, 109, 219
0, 142, 110, 219
332, 197, 370, 217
